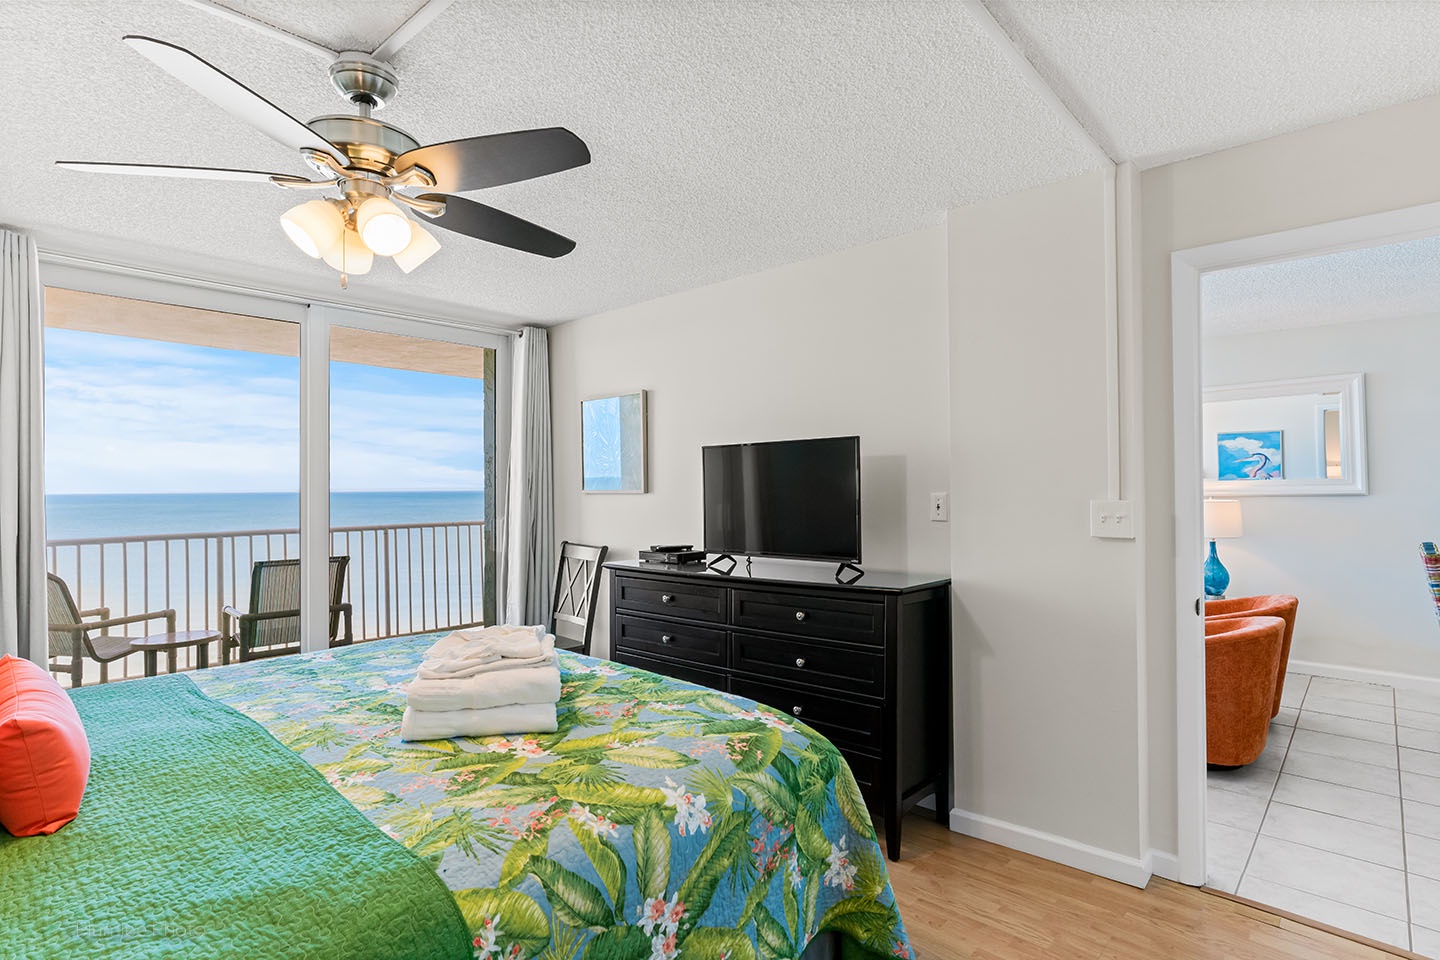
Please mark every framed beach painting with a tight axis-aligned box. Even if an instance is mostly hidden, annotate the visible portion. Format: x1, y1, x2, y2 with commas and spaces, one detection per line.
581, 390, 648, 493
1217, 430, 1284, 480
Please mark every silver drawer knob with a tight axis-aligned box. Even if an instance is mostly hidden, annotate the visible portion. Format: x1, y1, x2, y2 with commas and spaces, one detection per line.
661, 594, 675, 604
661, 634, 674, 644
794, 657, 806, 668
791, 705, 803, 716
794, 610, 807, 622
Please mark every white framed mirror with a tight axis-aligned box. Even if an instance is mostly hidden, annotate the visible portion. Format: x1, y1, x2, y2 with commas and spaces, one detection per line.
1202, 373, 1368, 496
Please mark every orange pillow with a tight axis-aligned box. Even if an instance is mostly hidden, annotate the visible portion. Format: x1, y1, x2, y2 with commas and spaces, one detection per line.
0, 655, 91, 836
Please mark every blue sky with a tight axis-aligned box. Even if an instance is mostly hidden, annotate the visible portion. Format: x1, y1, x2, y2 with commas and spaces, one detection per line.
44, 328, 486, 495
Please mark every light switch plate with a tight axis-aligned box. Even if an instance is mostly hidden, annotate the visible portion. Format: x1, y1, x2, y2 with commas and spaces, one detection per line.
1090, 499, 1135, 539
930, 492, 949, 522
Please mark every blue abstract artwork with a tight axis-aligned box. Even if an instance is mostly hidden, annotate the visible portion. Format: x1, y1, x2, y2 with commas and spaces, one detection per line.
582, 391, 647, 492
1217, 430, 1284, 480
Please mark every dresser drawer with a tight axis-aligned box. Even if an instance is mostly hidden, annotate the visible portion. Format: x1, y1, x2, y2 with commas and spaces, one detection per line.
731, 589, 884, 646
613, 575, 727, 623
731, 631, 884, 698
730, 677, 882, 752
614, 650, 728, 692
614, 614, 726, 667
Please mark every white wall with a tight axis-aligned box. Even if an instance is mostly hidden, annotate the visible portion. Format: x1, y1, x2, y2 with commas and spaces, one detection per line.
549, 225, 951, 658
1203, 317, 1440, 679
1141, 90, 1440, 857
948, 170, 1146, 864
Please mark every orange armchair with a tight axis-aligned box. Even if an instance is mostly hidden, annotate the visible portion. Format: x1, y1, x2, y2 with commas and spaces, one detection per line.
1205, 594, 1298, 717
1205, 616, 1286, 766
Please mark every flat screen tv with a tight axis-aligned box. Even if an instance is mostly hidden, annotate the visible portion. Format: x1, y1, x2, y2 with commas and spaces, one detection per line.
702, 436, 861, 564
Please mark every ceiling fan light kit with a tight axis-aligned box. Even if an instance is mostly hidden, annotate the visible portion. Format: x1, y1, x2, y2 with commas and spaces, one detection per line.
393, 222, 441, 274
57, 23, 589, 288
280, 199, 345, 259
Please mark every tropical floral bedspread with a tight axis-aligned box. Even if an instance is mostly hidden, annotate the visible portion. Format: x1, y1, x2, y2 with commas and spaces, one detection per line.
191, 636, 912, 960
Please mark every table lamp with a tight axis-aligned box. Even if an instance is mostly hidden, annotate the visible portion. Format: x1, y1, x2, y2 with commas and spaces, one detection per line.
1203, 499, 1243, 598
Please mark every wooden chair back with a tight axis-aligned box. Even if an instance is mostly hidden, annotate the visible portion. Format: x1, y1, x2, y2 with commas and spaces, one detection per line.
550, 542, 608, 656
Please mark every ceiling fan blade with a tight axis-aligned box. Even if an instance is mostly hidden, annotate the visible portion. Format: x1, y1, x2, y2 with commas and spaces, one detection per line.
396, 128, 590, 193
56, 161, 314, 184
419, 194, 576, 258
122, 35, 348, 165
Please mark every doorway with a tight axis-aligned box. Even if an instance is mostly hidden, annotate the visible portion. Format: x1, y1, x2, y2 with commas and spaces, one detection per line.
1173, 204, 1440, 954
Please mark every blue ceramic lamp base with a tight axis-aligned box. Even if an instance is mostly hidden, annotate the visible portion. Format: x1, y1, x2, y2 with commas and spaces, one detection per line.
1204, 539, 1230, 599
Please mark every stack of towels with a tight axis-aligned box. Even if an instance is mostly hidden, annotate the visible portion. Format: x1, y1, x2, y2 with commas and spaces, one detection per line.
399, 624, 561, 741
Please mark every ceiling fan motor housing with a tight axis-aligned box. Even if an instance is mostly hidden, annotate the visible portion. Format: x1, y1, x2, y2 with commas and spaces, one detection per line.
329, 53, 398, 109
305, 115, 420, 176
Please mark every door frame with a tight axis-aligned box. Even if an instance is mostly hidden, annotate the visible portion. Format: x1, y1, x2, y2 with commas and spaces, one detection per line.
1171, 200, 1440, 884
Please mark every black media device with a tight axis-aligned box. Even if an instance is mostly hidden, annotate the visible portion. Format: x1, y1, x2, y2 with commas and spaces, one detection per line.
702, 435, 863, 582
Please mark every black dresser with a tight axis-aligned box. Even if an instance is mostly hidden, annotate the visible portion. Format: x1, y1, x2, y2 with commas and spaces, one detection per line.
604, 560, 951, 860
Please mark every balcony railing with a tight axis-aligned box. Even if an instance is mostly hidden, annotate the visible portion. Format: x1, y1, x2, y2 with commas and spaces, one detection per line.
46, 520, 485, 683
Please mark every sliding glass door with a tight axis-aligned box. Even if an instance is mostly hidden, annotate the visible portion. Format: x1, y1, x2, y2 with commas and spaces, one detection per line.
42, 287, 302, 683
328, 322, 496, 641
40, 276, 503, 685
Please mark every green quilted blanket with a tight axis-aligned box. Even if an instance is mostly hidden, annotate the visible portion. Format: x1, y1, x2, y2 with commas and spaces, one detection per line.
0, 674, 471, 960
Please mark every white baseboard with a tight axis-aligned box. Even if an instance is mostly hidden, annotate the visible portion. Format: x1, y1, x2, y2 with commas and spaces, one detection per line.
1289, 659, 1440, 697
948, 808, 1152, 889
1146, 849, 1181, 882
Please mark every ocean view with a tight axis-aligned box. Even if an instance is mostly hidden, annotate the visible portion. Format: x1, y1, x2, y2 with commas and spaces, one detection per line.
45, 491, 489, 644
45, 490, 486, 541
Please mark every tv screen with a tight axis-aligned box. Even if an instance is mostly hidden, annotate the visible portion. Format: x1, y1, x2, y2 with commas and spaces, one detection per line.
702, 436, 861, 563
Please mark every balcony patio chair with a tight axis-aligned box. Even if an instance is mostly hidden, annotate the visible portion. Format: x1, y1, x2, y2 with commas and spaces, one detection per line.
222, 556, 353, 664
550, 541, 609, 656
46, 573, 175, 687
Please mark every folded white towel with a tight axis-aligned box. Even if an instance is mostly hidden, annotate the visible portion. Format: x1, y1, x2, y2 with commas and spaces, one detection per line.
417, 634, 556, 680
423, 624, 545, 660
407, 664, 562, 713
400, 701, 559, 741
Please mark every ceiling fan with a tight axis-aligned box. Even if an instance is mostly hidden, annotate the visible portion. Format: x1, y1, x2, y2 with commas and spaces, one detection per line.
57, 34, 590, 286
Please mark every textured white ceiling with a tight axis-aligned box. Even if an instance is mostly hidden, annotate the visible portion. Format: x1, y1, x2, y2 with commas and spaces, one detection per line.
12, 2, 1440, 326
2, 0, 1100, 324
985, 0, 1440, 167
1202, 234, 1440, 337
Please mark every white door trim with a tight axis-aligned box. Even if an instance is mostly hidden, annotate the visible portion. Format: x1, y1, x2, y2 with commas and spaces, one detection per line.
1170, 199, 1440, 886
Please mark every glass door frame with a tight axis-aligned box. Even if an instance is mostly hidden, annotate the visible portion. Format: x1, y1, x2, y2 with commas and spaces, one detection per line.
306, 306, 508, 650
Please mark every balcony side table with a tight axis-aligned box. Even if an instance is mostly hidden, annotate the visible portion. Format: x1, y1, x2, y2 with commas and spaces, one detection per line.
132, 630, 220, 677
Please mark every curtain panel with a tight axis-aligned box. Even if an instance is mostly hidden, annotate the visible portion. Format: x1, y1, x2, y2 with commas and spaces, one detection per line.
0, 228, 46, 663
501, 326, 554, 627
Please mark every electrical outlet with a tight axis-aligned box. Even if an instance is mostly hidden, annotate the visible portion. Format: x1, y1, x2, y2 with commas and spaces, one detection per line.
1089, 499, 1135, 539
930, 492, 949, 522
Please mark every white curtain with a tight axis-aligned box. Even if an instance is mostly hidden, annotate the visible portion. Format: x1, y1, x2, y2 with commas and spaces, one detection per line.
0, 228, 47, 664
501, 326, 555, 626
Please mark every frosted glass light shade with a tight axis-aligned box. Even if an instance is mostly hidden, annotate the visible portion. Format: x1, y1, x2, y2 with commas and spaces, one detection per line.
1204, 499, 1243, 539
392, 222, 441, 273
280, 200, 344, 259
322, 226, 373, 275
355, 196, 412, 256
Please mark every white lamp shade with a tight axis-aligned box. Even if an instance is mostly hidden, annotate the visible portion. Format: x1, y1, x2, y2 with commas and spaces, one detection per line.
392, 222, 441, 274
355, 196, 412, 256
322, 226, 373, 275
1204, 499, 1243, 539
280, 200, 344, 259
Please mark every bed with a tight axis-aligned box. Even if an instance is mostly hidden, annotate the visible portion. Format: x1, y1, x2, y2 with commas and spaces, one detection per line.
1, 635, 913, 960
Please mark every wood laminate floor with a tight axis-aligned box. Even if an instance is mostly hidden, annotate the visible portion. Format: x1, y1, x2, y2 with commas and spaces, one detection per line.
886, 815, 1407, 959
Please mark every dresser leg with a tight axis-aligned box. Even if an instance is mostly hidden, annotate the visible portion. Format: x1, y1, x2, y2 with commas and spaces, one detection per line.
885, 801, 902, 861
934, 771, 951, 825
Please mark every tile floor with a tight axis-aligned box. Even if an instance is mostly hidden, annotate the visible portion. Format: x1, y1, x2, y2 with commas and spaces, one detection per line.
1207, 671, 1440, 954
